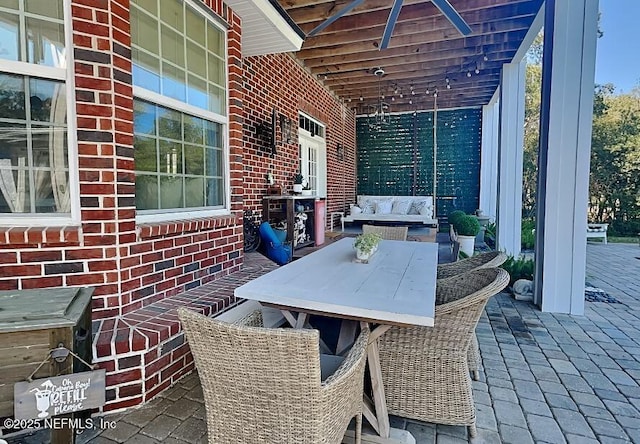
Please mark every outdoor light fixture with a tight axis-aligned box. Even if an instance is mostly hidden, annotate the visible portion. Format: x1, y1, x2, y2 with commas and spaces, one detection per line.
367, 68, 391, 130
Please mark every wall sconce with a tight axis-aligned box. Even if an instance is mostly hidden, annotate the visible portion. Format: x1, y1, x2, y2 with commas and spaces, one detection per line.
336, 143, 344, 161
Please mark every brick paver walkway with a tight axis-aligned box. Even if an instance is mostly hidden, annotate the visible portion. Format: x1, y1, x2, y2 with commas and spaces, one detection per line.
7, 242, 640, 443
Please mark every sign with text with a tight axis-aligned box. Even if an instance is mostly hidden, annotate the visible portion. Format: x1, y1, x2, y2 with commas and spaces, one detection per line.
14, 370, 105, 420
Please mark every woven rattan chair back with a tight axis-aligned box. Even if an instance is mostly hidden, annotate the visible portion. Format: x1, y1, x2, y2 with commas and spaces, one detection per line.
178, 308, 368, 444
378, 268, 509, 437
436, 250, 507, 280
362, 224, 408, 241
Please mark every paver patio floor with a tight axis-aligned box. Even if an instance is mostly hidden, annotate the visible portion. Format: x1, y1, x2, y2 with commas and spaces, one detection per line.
7, 241, 640, 444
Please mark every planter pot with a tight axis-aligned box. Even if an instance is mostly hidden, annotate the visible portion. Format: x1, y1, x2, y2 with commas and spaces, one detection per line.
355, 248, 372, 261
301, 189, 312, 196
458, 235, 476, 257
293, 184, 303, 193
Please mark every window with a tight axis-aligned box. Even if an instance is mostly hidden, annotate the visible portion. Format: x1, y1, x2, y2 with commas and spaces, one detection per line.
131, 0, 228, 219
0, 0, 72, 219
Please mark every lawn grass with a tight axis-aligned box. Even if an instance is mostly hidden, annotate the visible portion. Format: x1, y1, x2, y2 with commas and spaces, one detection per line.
608, 236, 639, 244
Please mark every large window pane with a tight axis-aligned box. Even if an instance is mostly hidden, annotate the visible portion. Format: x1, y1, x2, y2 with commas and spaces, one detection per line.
185, 7, 205, 46
185, 177, 204, 207
30, 78, 65, 123
131, 7, 159, 55
160, 0, 183, 32
183, 115, 203, 144
135, 174, 159, 210
159, 175, 183, 208
205, 178, 223, 206
25, 0, 64, 19
205, 147, 222, 177
132, 50, 160, 93
0, 0, 69, 217
162, 63, 185, 102
187, 41, 206, 78
0, 73, 25, 120
0, 165, 30, 213
158, 107, 181, 140
134, 135, 157, 172
0, 123, 27, 166
208, 85, 225, 115
186, 74, 207, 110
184, 144, 203, 175
131, 0, 227, 214
26, 18, 65, 67
159, 140, 182, 175
161, 25, 181, 65
0, 12, 20, 62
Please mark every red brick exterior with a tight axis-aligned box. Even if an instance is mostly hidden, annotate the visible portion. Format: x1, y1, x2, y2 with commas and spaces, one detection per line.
242, 53, 357, 218
0, 0, 356, 414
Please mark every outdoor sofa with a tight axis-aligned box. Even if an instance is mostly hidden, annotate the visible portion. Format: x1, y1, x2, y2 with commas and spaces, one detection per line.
341, 195, 438, 231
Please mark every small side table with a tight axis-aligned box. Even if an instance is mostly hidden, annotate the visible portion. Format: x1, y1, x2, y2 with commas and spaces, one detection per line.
330, 212, 344, 231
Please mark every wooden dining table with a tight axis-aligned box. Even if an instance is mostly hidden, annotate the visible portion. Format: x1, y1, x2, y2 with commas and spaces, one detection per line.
235, 237, 438, 442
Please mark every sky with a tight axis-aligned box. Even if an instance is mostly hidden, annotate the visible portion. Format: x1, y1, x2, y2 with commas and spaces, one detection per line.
595, 0, 640, 93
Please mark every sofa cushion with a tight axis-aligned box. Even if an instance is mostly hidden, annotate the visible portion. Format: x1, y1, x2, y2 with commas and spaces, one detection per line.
391, 199, 412, 215
361, 199, 375, 214
408, 198, 431, 215
375, 199, 393, 214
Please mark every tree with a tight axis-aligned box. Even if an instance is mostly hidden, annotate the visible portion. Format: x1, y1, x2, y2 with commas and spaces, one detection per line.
588, 85, 640, 234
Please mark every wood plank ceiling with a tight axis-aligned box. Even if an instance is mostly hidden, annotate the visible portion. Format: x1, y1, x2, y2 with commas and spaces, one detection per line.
276, 0, 543, 112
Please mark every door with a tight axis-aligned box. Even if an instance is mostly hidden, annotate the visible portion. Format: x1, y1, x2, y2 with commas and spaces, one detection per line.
298, 129, 326, 198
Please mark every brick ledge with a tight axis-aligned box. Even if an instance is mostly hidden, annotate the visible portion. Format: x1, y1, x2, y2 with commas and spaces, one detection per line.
0, 225, 82, 246
136, 214, 239, 240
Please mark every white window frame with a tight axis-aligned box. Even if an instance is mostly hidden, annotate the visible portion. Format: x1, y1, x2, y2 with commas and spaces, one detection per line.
298, 112, 326, 198
132, 0, 230, 225
0, 0, 80, 227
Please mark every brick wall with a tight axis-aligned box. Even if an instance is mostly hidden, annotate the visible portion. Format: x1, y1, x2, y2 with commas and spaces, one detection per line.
0, 0, 357, 415
242, 53, 357, 220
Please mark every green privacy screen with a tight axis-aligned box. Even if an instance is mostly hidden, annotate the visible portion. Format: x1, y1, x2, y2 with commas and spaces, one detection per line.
356, 108, 482, 219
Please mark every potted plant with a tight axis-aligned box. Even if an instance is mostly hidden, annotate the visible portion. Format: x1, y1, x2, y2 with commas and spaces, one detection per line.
455, 215, 481, 257
293, 173, 304, 194
301, 184, 312, 196
353, 233, 382, 261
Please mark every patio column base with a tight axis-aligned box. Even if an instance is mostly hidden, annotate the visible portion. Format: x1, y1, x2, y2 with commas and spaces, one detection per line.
343, 427, 416, 444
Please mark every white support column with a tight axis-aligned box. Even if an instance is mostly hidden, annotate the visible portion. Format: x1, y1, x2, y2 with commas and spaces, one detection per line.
497, 61, 526, 257
480, 90, 500, 221
534, 0, 599, 314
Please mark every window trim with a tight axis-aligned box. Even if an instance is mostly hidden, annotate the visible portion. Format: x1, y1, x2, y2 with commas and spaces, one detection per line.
132, 0, 231, 225
298, 112, 327, 198
0, 0, 80, 226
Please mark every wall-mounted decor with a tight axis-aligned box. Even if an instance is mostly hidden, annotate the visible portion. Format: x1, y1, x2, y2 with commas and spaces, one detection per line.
336, 143, 344, 161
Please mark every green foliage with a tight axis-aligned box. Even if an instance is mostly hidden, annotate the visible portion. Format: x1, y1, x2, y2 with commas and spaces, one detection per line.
521, 219, 536, 250
500, 256, 535, 287
353, 233, 382, 254
455, 215, 480, 236
293, 173, 304, 184
589, 86, 640, 228
484, 222, 497, 247
448, 210, 466, 227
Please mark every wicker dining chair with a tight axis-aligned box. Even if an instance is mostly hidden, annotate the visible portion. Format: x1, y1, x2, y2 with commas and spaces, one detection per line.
436, 251, 508, 380
378, 268, 510, 437
177, 308, 370, 444
362, 224, 408, 241
436, 250, 507, 279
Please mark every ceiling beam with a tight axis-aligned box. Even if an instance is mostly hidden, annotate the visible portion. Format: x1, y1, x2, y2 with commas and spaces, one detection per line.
301, 15, 534, 49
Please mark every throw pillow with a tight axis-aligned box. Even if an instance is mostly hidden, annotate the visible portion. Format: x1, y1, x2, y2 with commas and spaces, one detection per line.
361, 200, 375, 214
391, 199, 412, 215
419, 204, 433, 218
409, 199, 429, 215
350, 205, 362, 215
375, 199, 393, 215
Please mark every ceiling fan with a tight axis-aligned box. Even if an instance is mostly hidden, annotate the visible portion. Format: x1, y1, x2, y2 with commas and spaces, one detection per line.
307, 0, 473, 50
